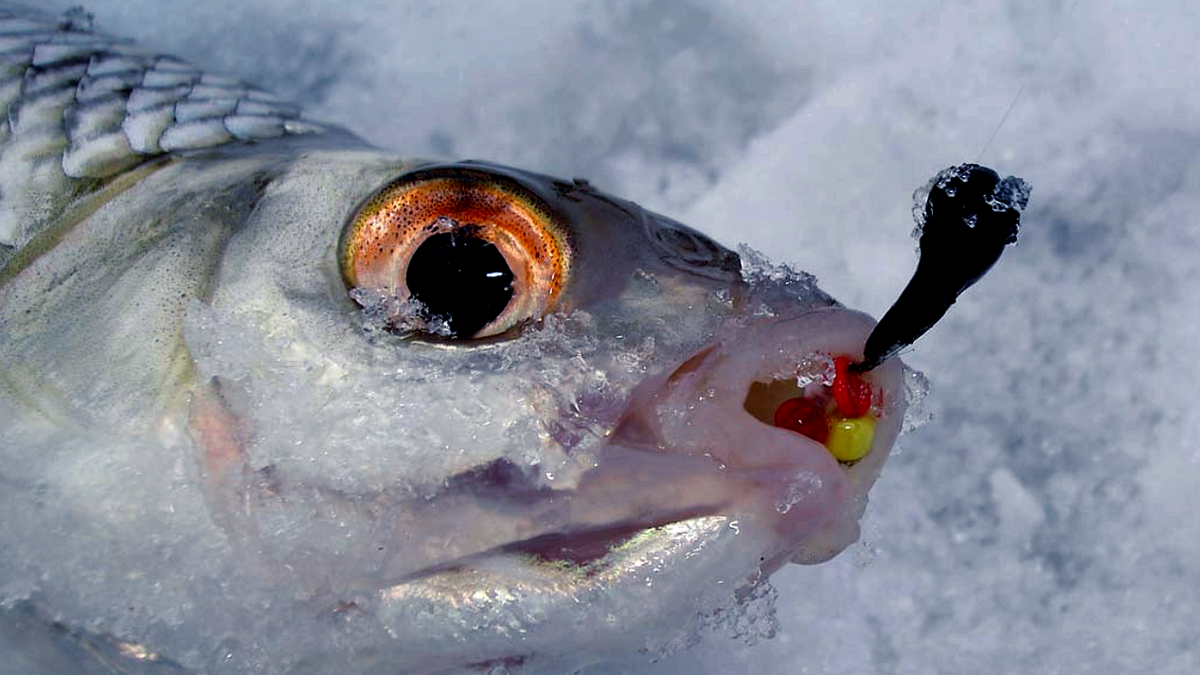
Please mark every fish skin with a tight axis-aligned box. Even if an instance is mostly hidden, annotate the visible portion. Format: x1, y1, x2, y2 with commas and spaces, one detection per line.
0, 4, 907, 674
0, 3, 336, 254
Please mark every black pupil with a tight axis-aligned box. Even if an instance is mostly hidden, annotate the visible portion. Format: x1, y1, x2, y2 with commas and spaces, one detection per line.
406, 229, 515, 338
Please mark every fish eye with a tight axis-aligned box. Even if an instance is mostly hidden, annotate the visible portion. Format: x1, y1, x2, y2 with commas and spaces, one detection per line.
340, 166, 572, 339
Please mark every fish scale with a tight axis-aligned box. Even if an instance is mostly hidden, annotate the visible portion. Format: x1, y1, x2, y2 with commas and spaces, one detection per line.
0, 3, 328, 250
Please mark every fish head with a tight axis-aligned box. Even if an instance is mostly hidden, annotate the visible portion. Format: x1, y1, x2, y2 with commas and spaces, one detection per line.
171, 153, 907, 669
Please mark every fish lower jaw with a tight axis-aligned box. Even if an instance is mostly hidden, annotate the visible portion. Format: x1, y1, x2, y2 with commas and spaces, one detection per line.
373, 513, 758, 669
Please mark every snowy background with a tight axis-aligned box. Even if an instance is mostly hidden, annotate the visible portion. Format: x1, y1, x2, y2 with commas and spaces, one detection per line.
39, 0, 1200, 673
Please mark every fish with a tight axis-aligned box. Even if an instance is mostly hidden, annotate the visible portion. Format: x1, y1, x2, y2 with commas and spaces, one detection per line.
0, 4, 931, 674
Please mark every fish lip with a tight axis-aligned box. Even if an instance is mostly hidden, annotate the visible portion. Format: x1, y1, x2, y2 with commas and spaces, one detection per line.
396, 506, 725, 581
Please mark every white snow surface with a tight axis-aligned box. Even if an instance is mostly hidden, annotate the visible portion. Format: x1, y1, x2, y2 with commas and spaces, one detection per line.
31, 0, 1200, 673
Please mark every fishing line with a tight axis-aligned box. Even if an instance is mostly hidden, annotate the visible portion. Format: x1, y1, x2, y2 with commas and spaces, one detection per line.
976, 0, 1085, 160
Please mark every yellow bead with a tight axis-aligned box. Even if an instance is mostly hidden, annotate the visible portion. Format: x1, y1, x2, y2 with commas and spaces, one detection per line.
826, 416, 876, 462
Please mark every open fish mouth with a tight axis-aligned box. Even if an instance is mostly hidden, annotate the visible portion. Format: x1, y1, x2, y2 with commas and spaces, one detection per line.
509, 307, 905, 567
543, 307, 903, 561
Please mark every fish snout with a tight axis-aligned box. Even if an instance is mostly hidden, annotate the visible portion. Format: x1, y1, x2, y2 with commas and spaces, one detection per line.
599, 307, 907, 569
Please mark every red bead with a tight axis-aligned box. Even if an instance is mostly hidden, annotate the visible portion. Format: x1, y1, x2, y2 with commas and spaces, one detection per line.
832, 356, 871, 418
773, 396, 830, 443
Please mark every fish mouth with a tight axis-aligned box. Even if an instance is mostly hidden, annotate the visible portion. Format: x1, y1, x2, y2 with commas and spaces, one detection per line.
515, 306, 905, 571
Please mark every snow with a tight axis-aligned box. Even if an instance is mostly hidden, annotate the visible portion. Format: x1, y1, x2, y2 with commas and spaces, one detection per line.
31, 0, 1200, 673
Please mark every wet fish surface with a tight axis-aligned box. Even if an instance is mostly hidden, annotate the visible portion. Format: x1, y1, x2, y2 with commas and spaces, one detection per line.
0, 4, 912, 674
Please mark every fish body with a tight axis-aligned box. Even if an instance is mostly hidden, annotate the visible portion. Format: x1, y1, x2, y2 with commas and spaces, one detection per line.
0, 5, 906, 674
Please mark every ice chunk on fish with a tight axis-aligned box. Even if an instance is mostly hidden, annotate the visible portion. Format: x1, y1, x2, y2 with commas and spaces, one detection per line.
0, 5, 911, 674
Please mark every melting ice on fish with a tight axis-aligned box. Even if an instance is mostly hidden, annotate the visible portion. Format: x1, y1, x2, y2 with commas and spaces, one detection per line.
0, 4, 1027, 674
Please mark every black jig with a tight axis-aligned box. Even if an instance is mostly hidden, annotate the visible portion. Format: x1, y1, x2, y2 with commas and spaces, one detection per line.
855, 164, 1030, 372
